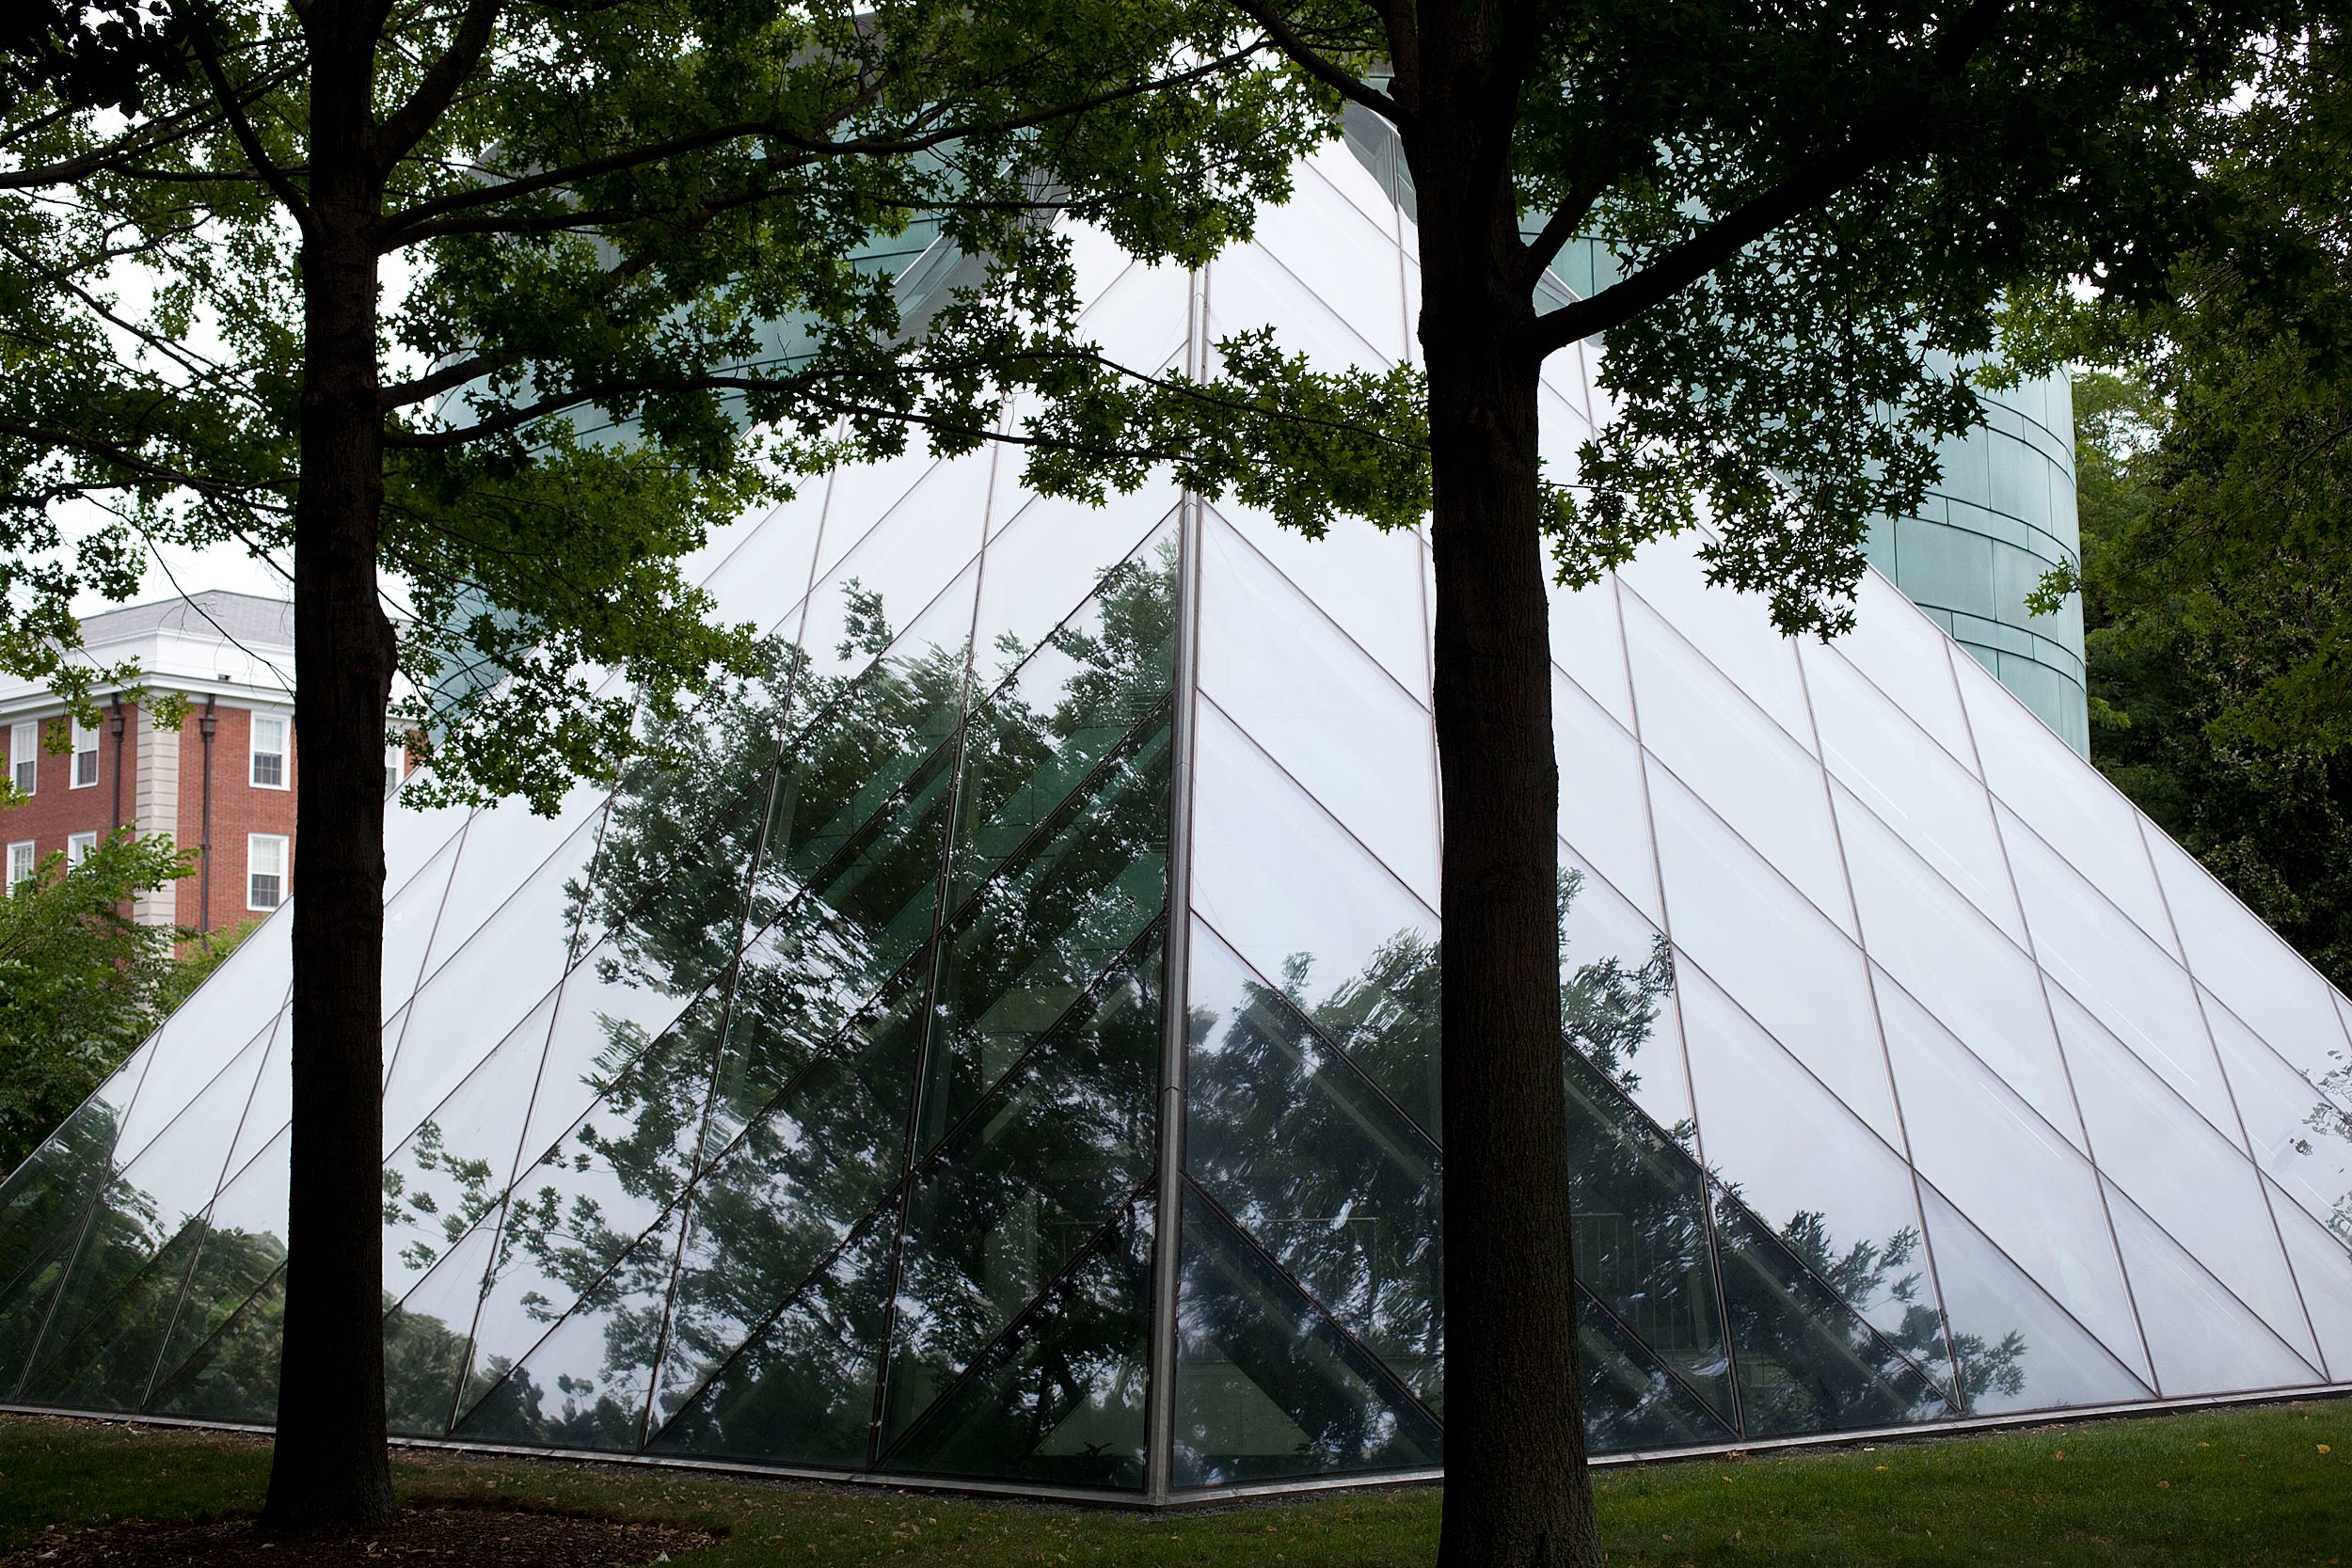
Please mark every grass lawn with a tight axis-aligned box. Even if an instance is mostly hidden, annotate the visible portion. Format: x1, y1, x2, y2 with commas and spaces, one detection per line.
0, 1400, 2345, 1566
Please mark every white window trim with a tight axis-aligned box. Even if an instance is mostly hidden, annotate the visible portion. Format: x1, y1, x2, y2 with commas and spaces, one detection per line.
249, 711, 290, 791
247, 832, 289, 911
66, 831, 97, 866
69, 717, 98, 789
7, 840, 35, 891
10, 721, 37, 797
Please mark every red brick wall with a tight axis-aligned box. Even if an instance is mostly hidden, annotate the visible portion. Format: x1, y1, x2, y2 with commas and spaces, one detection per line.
0, 700, 296, 932
177, 705, 298, 935
0, 708, 140, 867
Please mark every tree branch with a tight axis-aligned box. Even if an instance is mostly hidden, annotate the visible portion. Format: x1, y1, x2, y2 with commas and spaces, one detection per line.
1529, 0, 2011, 356
380, 42, 1267, 243
1226, 0, 1400, 120
375, 0, 504, 167
184, 9, 310, 227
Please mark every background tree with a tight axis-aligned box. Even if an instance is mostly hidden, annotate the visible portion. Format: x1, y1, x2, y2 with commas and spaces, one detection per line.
0, 832, 193, 1177
2014, 26, 2352, 997
1137, 5, 2301, 1565
0, 0, 1346, 1528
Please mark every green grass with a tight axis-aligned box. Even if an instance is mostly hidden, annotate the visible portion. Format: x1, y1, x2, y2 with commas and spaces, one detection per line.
1, 1401, 2345, 1566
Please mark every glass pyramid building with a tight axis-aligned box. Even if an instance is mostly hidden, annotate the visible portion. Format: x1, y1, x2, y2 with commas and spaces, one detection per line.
5, 139, 2352, 1504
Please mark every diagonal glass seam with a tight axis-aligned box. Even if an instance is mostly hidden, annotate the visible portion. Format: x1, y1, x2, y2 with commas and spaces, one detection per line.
1180, 1177, 1445, 1437
137, 1006, 293, 1410
89, 985, 291, 1194
1794, 637, 1999, 1413
1615, 576, 1820, 764
873, 1183, 1154, 1475
1220, 220, 1406, 374
1923, 655, 2159, 1389
2102, 1177, 2325, 1386
16, 1209, 208, 1402
4, 1170, 115, 1402
1906, 1167, 2155, 1401
690, 705, 1172, 1192
1665, 937, 1960, 1404
382, 831, 473, 1105
1612, 572, 1747, 1438
2125, 814, 2330, 1374
1703, 1169, 1963, 1418
632, 750, 803, 1449
1198, 690, 1436, 926
2045, 986, 2331, 1377
1570, 1280, 1740, 1443
441, 1171, 697, 1439
393, 800, 610, 1025
145, 1258, 286, 1413
2150, 829, 2352, 1069
1198, 504, 1428, 718
640, 1206, 898, 1456
1189, 911, 1442, 1157
644, 916, 1168, 1449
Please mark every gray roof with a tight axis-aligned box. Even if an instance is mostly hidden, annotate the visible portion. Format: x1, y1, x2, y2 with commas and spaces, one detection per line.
79, 590, 295, 648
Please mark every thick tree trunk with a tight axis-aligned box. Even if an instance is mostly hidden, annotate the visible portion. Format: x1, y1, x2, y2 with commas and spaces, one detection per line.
262, 3, 399, 1530
1407, 24, 1607, 1568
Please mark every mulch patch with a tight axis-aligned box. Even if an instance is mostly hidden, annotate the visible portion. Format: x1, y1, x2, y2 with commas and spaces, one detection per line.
1, 1500, 719, 1567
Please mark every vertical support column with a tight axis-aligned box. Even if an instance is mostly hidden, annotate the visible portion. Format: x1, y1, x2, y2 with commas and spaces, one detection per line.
1143, 264, 1209, 1504
132, 701, 181, 928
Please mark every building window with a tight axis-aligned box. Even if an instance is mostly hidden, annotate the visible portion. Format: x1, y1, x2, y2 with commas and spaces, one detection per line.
247, 832, 288, 910
7, 841, 34, 892
66, 832, 96, 866
385, 740, 405, 800
250, 713, 289, 789
10, 721, 35, 796
70, 718, 98, 788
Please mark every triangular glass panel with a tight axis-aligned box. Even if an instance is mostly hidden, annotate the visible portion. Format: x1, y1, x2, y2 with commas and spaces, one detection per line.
383, 1217, 497, 1437
1709, 1190, 1956, 1437
2050, 986, 2316, 1365
1172, 1187, 1440, 1488
1912, 1182, 2150, 1415
650, 1215, 895, 1467
2269, 1183, 2352, 1383
882, 938, 1163, 1450
1559, 1044, 1738, 1428
453, 1199, 685, 1449
148, 1263, 284, 1425
1185, 923, 1442, 1410
2103, 1180, 2321, 1398
1575, 1287, 1739, 1451
1679, 966, 1944, 1364
885, 1196, 1154, 1490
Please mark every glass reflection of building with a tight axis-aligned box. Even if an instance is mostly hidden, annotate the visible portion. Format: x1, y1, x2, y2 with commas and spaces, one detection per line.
4, 131, 2351, 1505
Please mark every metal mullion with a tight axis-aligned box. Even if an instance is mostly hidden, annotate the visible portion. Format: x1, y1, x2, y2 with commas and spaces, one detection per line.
862, 431, 1003, 1467
1941, 636, 2162, 1393
1790, 630, 1972, 1410
380, 814, 474, 1095
873, 1185, 1152, 1473
1147, 265, 1210, 1501
1611, 573, 1746, 1437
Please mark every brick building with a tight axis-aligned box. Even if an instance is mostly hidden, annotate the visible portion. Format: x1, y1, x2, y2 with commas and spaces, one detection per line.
0, 592, 298, 934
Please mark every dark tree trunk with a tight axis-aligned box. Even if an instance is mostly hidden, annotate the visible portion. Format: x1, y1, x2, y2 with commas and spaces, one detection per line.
262, 0, 399, 1530
1406, 10, 1605, 1567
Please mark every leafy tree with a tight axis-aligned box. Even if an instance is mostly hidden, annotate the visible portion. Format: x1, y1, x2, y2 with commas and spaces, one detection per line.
2013, 28, 2352, 999
0, 832, 192, 1178
0, 0, 1341, 1526
1157, 6, 2297, 1564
